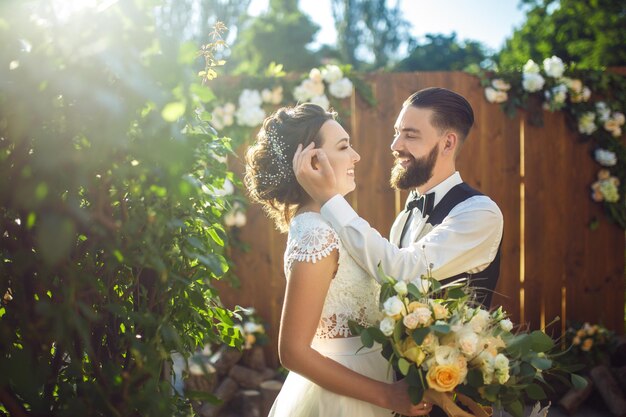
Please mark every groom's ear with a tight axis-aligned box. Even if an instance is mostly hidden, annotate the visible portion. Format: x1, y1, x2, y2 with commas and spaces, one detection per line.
443, 132, 458, 155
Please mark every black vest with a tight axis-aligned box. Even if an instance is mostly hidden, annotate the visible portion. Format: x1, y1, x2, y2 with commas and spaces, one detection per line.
405, 182, 502, 308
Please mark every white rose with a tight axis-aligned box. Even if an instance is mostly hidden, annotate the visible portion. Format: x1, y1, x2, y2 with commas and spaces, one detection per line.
613, 112, 625, 125
383, 296, 405, 317
322, 64, 343, 83
496, 368, 510, 384
494, 353, 509, 371
214, 178, 234, 196
293, 84, 312, 102
238, 89, 263, 108
328, 77, 353, 99
223, 210, 237, 227
244, 322, 261, 334
522, 72, 545, 92
491, 78, 511, 91
234, 211, 247, 228
578, 111, 597, 135
596, 102, 611, 122
380, 316, 396, 336
310, 94, 330, 110
394, 281, 408, 295
485, 87, 508, 104
457, 331, 479, 356
235, 106, 266, 127
499, 318, 513, 332
543, 55, 565, 78
523, 59, 540, 74
434, 345, 459, 365
595, 149, 617, 167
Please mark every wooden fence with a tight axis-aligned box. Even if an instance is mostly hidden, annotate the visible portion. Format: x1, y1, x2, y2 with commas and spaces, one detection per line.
218, 71, 625, 366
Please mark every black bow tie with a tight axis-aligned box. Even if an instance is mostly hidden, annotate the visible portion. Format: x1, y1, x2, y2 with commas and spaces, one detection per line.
405, 192, 435, 216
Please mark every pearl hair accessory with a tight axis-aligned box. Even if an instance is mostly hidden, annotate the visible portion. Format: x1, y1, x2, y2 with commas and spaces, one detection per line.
257, 125, 294, 188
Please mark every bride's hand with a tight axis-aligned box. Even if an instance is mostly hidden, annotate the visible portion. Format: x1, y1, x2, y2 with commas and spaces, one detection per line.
385, 380, 433, 416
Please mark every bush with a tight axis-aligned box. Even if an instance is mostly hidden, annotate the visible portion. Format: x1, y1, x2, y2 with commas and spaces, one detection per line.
0, 1, 238, 415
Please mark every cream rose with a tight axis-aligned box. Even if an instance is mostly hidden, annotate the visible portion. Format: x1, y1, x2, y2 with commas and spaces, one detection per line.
383, 296, 405, 317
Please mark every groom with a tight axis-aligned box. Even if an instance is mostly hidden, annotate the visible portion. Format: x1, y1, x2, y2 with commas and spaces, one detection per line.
293, 87, 503, 308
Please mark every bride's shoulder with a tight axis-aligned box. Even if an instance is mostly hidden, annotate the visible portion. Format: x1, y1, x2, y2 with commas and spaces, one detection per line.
287, 212, 339, 250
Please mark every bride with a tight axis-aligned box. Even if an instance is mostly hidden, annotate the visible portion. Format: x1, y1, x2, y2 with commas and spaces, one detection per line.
244, 103, 432, 416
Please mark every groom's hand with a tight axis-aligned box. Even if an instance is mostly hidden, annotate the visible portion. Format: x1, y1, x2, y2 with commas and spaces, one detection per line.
293, 143, 338, 205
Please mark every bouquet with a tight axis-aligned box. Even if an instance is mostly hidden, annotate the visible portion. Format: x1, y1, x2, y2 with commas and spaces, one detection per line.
350, 265, 586, 417
563, 321, 616, 368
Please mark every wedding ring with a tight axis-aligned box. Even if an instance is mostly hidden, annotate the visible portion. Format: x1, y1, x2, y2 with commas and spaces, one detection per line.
422, 403, 428, 409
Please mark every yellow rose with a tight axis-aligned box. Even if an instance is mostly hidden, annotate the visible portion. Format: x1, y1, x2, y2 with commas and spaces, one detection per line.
430, 301, 450, 320
426, 364, 461, 392
581, 338, 594, 352
399, 337, 426, 365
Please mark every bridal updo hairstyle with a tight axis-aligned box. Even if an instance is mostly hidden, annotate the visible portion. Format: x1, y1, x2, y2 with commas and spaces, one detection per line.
245, 103, 336, 232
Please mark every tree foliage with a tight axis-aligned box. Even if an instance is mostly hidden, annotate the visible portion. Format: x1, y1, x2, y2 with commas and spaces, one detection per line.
498, 0, 626, 69
229, 0, 320, 74
157, 0, 252, 45
394, 33, 489, 72
0, 1, 240, 415
330, 0, 413, 69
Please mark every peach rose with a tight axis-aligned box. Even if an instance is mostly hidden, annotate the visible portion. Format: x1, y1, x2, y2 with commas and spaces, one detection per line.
427, 364, 462, 392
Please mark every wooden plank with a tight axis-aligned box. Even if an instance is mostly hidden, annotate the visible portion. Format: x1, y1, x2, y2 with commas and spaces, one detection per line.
566, 132, 625, 333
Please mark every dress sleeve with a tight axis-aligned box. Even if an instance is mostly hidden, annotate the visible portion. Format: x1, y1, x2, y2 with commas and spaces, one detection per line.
285, 219, 340, 273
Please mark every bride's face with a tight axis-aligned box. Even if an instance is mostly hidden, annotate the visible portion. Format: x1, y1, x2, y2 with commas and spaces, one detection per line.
317, 120, 360, 196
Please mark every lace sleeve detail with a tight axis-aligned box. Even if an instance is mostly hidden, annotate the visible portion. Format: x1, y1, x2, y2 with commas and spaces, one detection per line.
285, 215, 340, 273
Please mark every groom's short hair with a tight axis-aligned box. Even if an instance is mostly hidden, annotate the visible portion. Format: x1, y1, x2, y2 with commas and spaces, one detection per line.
404, 87, 474, 143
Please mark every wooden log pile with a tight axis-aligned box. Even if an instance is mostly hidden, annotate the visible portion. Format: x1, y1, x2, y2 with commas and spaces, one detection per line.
183, 345, 283, 417
559, 336, 626, 416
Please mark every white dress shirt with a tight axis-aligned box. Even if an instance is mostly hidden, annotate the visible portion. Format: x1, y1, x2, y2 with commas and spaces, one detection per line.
320, 172, 503, 283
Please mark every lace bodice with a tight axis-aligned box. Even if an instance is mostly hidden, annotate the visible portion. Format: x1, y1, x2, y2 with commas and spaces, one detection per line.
284, 212, 382, 339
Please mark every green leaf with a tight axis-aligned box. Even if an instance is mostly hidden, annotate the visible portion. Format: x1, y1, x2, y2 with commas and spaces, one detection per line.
525, 383, 547, 400
208, 228, 224, 246
360, 329, 374, 348
518, 362, 537, 379
397, 358, 410, 376
368, 327, 388, 344
393, 320, 404, 343
408, 384, 425, 405
506, 400, 524, 417
446, 287, 466, 299
161, 101, 186, 122
185, 390, 221, 404
529, 330, 554, 352
571, 373, 588, 390
430, 324, 451, 334
376, 262, 396, 285
531, 356, 552, 370
467, 369, 484, 388
190, 83, 216, 103
407, 283, 423, 299
411, 327, 430, 345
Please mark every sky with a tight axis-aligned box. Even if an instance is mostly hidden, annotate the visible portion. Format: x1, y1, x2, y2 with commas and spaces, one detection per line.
249, 0, 528, 53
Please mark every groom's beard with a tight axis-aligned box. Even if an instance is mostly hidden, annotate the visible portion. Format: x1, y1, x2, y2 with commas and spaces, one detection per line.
389, 142, 439, 190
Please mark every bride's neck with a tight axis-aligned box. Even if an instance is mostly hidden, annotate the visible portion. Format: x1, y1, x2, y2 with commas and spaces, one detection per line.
297, 198, 321, 214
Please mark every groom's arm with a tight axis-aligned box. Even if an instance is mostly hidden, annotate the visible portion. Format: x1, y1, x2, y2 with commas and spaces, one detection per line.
320, 195, 503, 282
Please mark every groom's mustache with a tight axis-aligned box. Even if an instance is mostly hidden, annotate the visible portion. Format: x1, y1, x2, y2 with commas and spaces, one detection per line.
392, 151, 415, 163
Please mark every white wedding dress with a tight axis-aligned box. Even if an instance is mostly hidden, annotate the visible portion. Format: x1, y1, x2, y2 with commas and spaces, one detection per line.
268, 212, 393, 417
